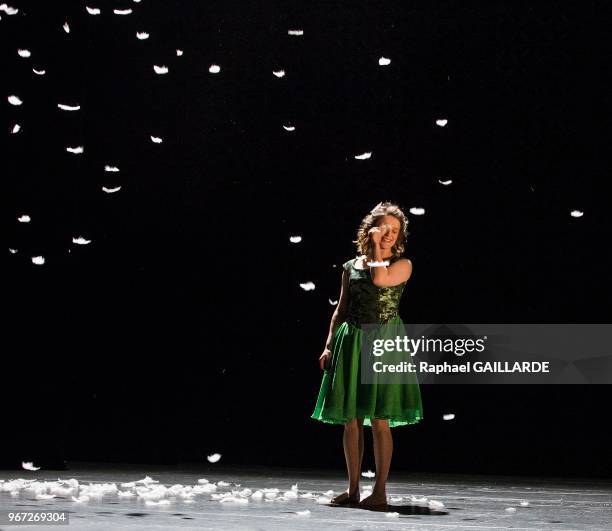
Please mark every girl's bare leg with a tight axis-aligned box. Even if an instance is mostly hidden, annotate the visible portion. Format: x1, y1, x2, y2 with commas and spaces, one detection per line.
331, 418, 364, 504
359, 418, 392, 507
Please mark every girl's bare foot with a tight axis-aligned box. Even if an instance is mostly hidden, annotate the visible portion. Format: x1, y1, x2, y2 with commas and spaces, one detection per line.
358, 490, 388, 508
331, 489, 360, 505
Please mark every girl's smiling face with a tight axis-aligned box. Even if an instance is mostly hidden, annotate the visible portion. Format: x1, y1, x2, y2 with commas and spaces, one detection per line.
376, 215, 401, 250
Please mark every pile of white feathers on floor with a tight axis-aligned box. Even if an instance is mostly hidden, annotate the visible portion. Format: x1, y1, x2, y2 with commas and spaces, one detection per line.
0, 475, 448, 513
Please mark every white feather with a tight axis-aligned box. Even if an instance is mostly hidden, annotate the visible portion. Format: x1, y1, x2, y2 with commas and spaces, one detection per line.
272, 69, 285, 78
145, 499, 170, 506
8, 95, 23, 106
409, 207, 425, 215
443, 413, 455, 420
289, 235, 301, 243
436, 119, 448, 127
209, 64, 221, 74
49, 485, 75, 496
18, 49, 31, 58
72, 236, 91, 245
136, 31, 149, 40
9, 248, 18, 254
354, 151, 372, 160
505, 506, 517, 513
104, 165, 120, 172
296, 510, 310, 516
0, 5, 19, 15
329, 298, 338, 305
207, 453, 221, 463
193, 483, 217, 493
86, 6, 101, 15
378, 56, 391, 66
102, 185, 121, 193
176, 49, 183, 56
570, 210, 583, 218
361, 469, 375, 478
386, 512, 400, 517
153, 65, 169, 74
58, 103, 80, 111
80, 482, 117, 496
33, 68, 46, 75
11, 124, 21, 133
288, 29, 304, 36
299, 281, 315, 291
150, 135, 163, 143
18, 215, 31, 223
439, 179, 453, 185
22, 461, 40, 471
66, 146, 84, 154
220, 496, 248, 504
63, 21, 70, 33
410, 494, 429, 504
136, 476, 159, 485
114, 8, 132, 15
283, 125, 296, 131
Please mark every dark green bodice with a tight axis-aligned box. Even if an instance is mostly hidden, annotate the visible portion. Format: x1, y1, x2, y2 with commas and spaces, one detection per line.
342, 255, 407, 326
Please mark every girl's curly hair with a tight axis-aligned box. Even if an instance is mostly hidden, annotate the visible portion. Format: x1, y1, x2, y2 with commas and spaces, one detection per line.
353, 201, 410, 259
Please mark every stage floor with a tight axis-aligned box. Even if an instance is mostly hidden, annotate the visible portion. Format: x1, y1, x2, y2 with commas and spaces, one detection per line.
1, 462, 611, 530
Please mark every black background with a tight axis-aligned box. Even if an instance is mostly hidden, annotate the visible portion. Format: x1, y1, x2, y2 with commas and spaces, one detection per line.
3, 1, 610, 477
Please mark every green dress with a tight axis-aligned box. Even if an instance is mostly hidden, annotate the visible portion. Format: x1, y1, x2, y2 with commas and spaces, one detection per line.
311, 255, 424, 428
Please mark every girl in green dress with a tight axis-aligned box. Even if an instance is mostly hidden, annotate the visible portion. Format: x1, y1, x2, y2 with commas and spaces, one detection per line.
311, 201, 424, 508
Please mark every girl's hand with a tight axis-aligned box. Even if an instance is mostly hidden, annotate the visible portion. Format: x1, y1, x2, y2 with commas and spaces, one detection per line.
319, 348, 332, 370
368, 224, 390, 245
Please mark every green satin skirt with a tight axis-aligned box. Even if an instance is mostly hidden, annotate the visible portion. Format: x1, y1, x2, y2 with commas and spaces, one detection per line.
311, 315, 424, 428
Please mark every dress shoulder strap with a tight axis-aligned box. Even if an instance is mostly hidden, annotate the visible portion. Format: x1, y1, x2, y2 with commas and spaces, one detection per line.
342, 258, 356, 271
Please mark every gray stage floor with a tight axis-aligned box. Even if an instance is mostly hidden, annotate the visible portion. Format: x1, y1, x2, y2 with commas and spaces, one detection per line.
1, 462, 611, 530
